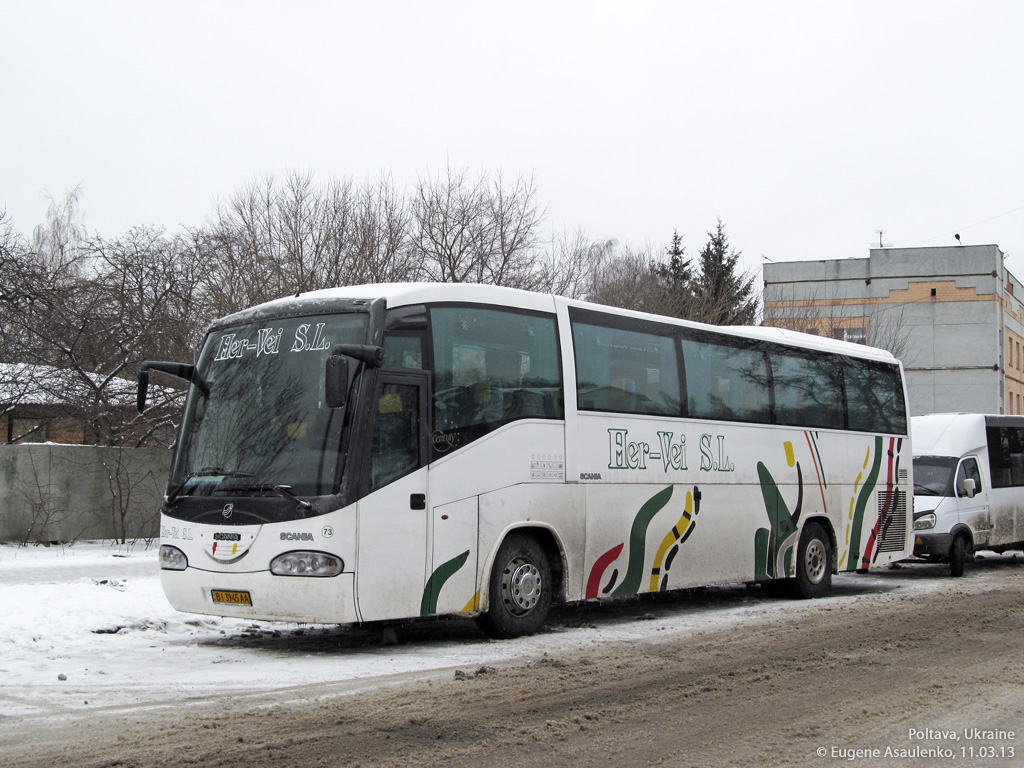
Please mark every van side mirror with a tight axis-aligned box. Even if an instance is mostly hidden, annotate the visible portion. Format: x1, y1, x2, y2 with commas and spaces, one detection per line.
325, 354, 350, 408
962, 477, 976, 498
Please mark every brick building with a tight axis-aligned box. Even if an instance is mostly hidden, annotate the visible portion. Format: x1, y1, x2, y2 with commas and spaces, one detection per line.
0, 363, 139, 445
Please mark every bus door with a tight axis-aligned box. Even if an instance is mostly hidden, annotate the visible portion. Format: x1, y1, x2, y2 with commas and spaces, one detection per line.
355, 371, 431, 622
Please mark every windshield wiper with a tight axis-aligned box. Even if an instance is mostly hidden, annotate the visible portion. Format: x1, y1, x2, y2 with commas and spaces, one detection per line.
220, 483, 313, 514
168, 468, 254, 500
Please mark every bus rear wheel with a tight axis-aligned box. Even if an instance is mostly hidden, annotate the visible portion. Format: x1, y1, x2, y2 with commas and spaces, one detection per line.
794, 522, 832, 599
476, 533, 551, 639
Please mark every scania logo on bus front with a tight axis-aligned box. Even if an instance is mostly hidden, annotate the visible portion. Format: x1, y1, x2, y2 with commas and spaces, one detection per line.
281, 532, 315, 541
222, 503, 234, 519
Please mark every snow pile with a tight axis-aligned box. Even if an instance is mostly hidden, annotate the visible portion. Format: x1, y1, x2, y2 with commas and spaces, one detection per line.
0, 541, 620, 717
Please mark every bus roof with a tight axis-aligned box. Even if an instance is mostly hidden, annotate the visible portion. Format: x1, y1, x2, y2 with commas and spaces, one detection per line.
246, 282, 901, 365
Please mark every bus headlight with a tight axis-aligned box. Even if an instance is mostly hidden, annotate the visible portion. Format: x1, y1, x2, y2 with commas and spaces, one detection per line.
160, 545, 188, 570
914, 513, 936, 531
270, 551, 344, 577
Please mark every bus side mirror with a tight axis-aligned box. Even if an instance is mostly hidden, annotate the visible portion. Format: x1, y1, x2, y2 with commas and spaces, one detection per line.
137, 370, 150, 413
325, 354, 350, 408
962, 478, 976, 498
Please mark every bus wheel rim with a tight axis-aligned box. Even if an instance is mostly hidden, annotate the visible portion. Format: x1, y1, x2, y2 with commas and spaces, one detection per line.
503, 558, 542, 615
805, 539, 826, 583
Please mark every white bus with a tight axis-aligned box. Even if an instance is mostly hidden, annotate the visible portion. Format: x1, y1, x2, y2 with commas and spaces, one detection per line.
139, 283, 912, 638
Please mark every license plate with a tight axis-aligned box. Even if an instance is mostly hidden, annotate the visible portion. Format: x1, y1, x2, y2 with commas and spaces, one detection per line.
211, 589, 252, 606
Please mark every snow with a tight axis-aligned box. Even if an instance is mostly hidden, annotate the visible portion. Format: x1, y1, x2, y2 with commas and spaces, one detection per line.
0, 540, 999, 722
0, 363, 139, 407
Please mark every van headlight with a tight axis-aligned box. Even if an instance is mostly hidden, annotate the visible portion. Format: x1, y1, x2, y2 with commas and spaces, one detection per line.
270, 551, 344, 577
914, 513, 936, 531
160, 545, 188, 570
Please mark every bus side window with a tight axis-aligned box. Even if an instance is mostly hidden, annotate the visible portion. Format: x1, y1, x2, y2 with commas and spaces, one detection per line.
382, 335, 424, 369
844, 361, 906, 434
571, 319, 680, 416
369, 383, 421, 491
680, 337, 770, 424
770, 352, 843, 429
430, 306, 562, 454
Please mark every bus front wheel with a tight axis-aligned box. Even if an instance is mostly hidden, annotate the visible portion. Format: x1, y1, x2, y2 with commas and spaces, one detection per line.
794, 522, 832, 599
476, 533, 551, 639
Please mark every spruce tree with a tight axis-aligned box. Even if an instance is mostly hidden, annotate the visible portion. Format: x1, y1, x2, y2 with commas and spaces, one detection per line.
653, 230, 696, 318
693, 219, 758, 325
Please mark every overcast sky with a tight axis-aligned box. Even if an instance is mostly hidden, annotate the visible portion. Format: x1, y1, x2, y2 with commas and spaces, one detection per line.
3, 1, 1023, 280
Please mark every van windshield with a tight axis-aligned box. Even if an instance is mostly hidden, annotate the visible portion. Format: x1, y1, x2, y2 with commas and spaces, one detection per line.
913, 456, 957, 496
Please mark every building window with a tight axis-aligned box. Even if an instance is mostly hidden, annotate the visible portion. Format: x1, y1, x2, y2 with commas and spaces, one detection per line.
832, 327, 867, 345
10, 418, 45, 443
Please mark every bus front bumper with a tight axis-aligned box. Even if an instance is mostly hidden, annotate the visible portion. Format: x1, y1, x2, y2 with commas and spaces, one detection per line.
161, 567, 359, 624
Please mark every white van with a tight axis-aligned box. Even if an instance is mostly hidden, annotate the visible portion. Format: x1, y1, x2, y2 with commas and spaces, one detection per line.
912, 413, 1024, 575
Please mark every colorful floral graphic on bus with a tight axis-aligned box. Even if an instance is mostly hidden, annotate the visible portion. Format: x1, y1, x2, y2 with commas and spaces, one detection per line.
585, 485, 702, 599
857, 436, 902, 569
841, 436, 882, 570
649, 487, 701, 592
420, 549, 470, 616
754, 441, 803, 580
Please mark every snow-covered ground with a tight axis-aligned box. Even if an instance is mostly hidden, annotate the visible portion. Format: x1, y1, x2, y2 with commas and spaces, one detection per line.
1, 540, 1009, 722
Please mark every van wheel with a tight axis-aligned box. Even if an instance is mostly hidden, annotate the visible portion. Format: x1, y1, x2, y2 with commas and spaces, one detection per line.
949, 535, 969, 577
476, 533, 551, 639
794, 522, 832, 599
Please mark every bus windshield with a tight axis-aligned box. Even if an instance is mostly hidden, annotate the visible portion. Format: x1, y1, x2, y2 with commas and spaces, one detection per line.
169, 312, 369, 501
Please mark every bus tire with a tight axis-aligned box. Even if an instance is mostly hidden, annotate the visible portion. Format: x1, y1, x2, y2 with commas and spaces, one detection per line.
794, 522, 832, 599
476, 533, 551, 639
949, 535, 969, 577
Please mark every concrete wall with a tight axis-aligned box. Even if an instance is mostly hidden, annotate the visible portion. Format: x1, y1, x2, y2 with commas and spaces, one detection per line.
0, 445, 172, 542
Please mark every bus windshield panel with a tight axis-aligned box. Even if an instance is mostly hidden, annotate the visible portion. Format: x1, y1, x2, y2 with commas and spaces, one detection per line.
169, 312, 369, 500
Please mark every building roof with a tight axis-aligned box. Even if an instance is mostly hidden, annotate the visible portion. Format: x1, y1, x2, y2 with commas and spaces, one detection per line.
0, 363, 139, 408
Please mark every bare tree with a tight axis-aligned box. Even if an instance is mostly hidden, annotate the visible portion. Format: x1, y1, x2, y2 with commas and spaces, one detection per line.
15, 447, 74, 545
30, 186, 88, 278
585, 243, 669, 313
411, 166, 547, 288
0, 192, 209, 448
202, 172, 350, 314
762, 282, 914, 363
477, 171, 546, 288
347, 174, 417, 284
534, 230, 612, 300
